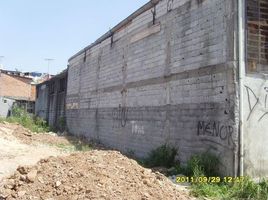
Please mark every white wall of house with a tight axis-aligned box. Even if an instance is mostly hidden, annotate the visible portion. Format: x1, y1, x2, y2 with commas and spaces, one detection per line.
0, 97, 15, 118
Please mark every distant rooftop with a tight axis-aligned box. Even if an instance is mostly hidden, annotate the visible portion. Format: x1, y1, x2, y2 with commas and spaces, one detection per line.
0, 69, 55, 84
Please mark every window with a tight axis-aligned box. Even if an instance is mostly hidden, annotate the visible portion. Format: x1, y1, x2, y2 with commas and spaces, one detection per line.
246, 0, 268, 73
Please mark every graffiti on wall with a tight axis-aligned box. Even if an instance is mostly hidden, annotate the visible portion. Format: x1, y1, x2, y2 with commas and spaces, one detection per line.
130, 121, 145, 135
197, 121, 235, 146
66, 103, 79, 110
112, 106, 145, 135
167, 0, 174, 12
245, 85, 268, 122
112, 105, 128, 128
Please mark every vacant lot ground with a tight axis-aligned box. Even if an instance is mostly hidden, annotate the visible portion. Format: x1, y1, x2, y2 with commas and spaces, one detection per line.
0, 123, 66, 182
0, 122, 194, 200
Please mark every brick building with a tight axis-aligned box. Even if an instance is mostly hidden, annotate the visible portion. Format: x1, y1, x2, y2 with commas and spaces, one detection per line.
66, 0, 268, 177
0, 70, 36, 116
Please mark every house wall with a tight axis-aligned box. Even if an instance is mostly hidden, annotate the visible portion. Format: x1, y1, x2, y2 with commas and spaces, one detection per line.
35, 72, 67, 130
30, 86, 36, 102
241, 0, 268, 178
0, 73, 35, 101
35, 84, 49, 120
0, 97, 15, 117
243, 75, 268, 178
48, 74, 67, 130
66, 0, 239, 175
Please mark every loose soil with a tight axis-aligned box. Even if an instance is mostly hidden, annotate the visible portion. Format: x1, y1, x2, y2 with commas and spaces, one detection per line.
0, 122, 195, 200
0, 123, 66, 182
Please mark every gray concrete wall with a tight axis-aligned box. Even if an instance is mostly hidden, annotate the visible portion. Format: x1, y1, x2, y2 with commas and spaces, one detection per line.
48, 88, 66, 130
47, 72, 67, 130
35, 71, 67, 130
67, 0, 239, 175
35, 84, 49, 120
0, 97, 15, 118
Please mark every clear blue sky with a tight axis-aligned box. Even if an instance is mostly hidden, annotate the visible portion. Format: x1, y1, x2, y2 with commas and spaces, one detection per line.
0, 0, 148, 75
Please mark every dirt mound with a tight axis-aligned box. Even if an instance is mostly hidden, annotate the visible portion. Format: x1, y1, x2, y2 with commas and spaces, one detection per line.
0, 123, 66, 183
0, 150, 193, 200
0, 122, 84, 148
0, 122, 70, 146
10, 125, 72, 146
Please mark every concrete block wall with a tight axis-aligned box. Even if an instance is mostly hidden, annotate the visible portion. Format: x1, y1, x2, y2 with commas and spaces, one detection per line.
67, 0, 239, 175
35, 71, 67, 130
48, 91, 66, 129
48, 75, 67, 130
35, 84, 48, 120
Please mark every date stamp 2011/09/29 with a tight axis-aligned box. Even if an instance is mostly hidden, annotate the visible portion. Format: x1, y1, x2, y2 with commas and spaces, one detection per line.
176, 176, 245, 184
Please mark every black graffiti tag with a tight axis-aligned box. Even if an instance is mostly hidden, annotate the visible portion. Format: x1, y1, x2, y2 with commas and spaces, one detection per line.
112, 105, 128, 128
245, 85, 268, 122
197, 121, 234, 146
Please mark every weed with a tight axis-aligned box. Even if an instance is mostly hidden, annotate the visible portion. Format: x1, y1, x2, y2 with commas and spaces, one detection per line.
126, 149, 135, 158
144, 144, 177, 168
74, 142, 92, 152
169, 152, 268, 200
0, 106, 51, 133
58, 117, 66, 130
227, 178, 268, 200
191, 182, 229, 200
55, 140, 92, 152
166, 164, 183, 176
55, 143, 76, 152
185, 152, 220, 177
190, 169, 268, 200
0, 118, 5, 123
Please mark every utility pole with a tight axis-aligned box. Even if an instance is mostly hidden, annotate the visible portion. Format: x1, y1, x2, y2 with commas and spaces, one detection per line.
44, 58, 54, 76
0, 56, 4, 70
0, 56, 4, 96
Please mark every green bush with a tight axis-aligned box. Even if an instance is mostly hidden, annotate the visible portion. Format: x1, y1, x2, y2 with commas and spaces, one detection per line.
0, 106, 50, 133
185, 152, 220, 177
135, 144, 268, 200
191, 182, 229, 199
58, 117, 66, 130
227, 178, 268, 200
145, 144, 177, 168
56, 142, 92, 152
142, 146, 268, 200
175, 152, 268, 200
192, 178, 268, 200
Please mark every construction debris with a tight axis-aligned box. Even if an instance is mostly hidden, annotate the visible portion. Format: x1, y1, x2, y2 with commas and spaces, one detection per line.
0, 122, 195, 199
0, 151, 194, 200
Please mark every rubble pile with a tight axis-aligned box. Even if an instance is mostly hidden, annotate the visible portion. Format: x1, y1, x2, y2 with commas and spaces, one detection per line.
0, 150, 193, 200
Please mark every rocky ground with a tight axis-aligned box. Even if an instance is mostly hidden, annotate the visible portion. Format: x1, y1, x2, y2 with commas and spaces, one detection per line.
0, 122, 195, 200
0, 123, 66, 182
